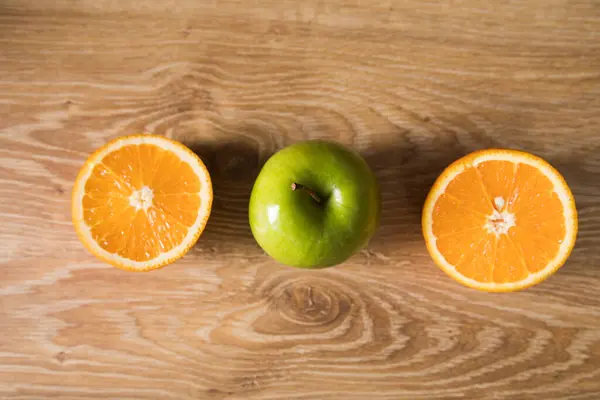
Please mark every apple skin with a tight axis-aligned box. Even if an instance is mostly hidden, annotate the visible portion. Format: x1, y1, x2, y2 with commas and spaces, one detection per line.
249, 140, 380, 268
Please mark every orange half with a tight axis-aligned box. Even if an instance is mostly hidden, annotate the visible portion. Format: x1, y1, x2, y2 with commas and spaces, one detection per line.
422, 149, 577, 292
72, 134, 212, 271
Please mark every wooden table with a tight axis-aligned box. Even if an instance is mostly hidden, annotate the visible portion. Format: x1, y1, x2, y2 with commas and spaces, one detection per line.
2, 1, 600, 399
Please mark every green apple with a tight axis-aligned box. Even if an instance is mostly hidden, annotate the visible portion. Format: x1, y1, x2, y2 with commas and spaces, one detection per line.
249, 140, 380, 268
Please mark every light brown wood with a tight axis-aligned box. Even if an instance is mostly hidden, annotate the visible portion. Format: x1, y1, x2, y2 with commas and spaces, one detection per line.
1, 0, 600, 398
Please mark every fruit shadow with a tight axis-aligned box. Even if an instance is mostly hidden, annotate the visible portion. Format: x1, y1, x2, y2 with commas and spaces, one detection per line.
183, 137, 271, 258
543, 153, 600, 276
362, 139, 469, 253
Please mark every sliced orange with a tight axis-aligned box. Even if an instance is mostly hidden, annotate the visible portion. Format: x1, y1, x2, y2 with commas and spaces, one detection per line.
422, 149, 577, 292
72, 134, 212, 271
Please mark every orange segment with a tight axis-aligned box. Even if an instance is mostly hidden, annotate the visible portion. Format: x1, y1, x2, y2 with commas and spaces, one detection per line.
436, 228, 496, 283
146, 206, 188, 251
153, 193, 202, 226
423, 149, 577, 292
431, 193, 487, 238
514, 192, 566, 243
493, 236, 528, 283
509, 163, 555, 213
476, 160, 517, 206
72, 134, 213, 271
138, 143, 164, 183
84, 164, 132, 197
509, 228, 556, 274
101, 144, 143, 190
444, 166, 494, 215
455, 235, 495, 283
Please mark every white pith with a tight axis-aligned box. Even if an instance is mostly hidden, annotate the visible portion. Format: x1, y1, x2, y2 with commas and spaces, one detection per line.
129, 186, 154, 211
423, 150, 577, 291
485, 196, 515, 237
494, 196, 505, 210
73, 135, 212, 270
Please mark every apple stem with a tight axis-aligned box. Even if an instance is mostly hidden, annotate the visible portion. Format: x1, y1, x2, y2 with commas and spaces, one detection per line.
291, 183, 322, 204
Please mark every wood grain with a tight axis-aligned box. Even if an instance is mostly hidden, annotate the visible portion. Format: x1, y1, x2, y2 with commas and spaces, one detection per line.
1, 0, 600, 398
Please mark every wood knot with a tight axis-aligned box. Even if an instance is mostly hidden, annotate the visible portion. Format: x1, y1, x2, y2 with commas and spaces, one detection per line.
264, 279, 353, 331
160, 73, 215, 113
181, 26, 192, 38
288, 285, 331, 319
56, 351, 67, 363
267, 21, 289, 36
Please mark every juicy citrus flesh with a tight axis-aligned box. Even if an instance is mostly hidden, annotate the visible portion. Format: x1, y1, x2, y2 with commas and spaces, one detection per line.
72, 135, 212, 271
423, 149, 577, 292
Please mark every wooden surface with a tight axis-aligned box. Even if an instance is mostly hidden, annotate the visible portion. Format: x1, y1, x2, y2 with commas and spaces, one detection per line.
1, 0, 600, 398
